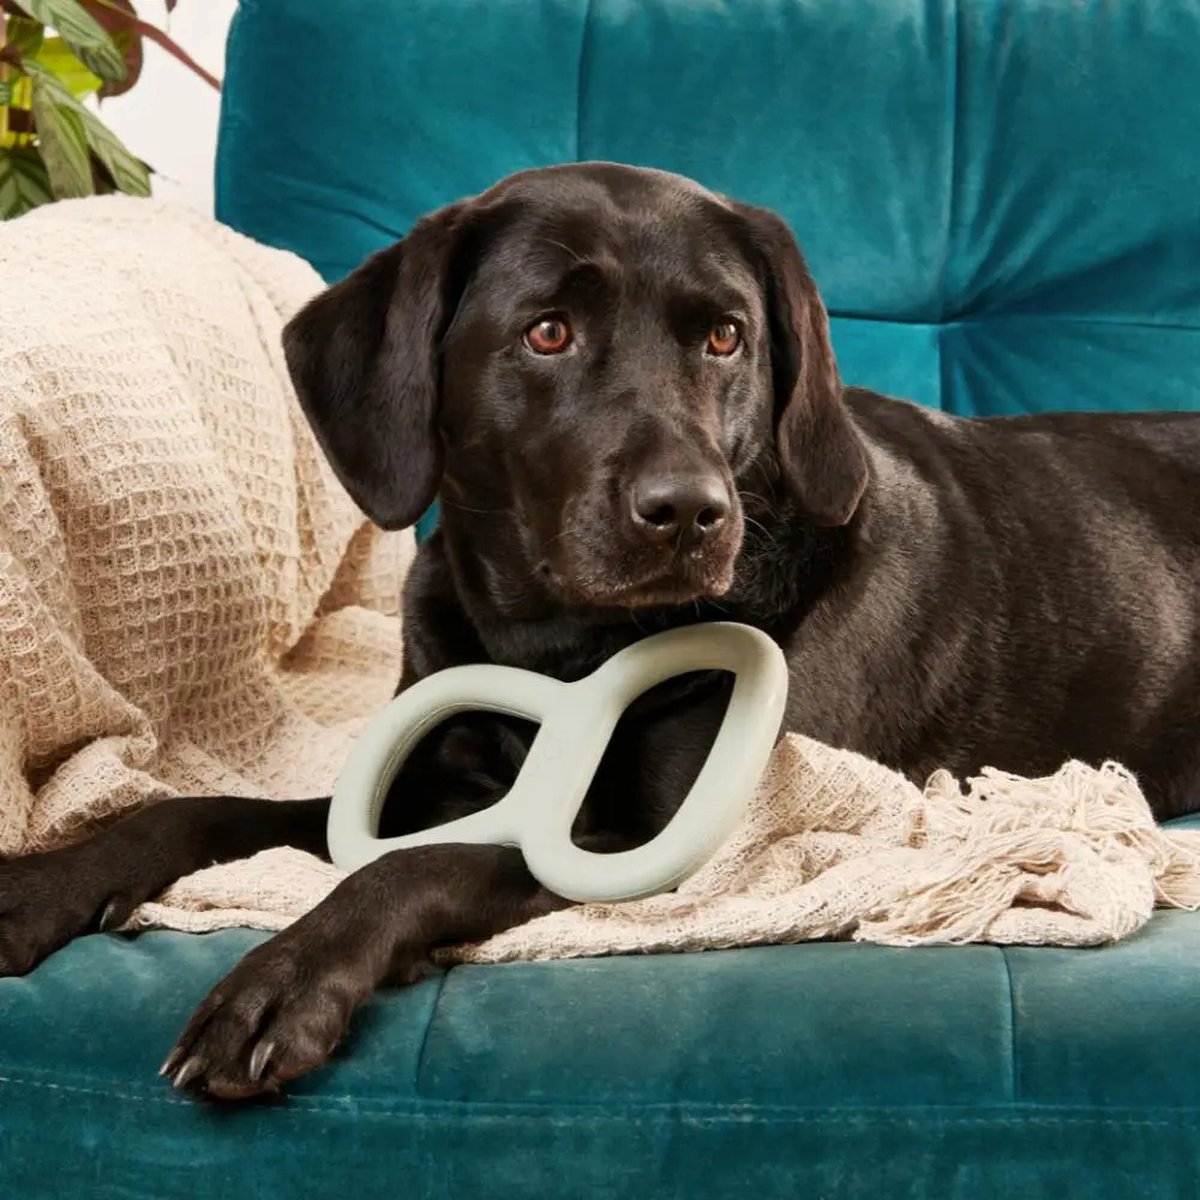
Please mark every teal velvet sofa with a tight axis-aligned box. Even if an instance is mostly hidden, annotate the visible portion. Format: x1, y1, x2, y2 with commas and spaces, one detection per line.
3, 2, 1200, 1197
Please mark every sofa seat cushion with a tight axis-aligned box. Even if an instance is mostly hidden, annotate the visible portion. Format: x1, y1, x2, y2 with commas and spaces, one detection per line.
3, 905, 1199, 1199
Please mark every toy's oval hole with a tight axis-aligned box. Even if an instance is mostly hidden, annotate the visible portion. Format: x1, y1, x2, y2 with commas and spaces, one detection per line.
377, 710, 541, 838
571, 669, 733, 853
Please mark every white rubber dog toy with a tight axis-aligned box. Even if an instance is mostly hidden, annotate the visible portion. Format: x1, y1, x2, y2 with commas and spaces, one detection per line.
327, 622, 788, 903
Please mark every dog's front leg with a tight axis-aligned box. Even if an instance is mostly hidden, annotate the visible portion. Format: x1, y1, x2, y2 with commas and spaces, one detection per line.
163, 843, 568, 1100
0, 795, 330, 976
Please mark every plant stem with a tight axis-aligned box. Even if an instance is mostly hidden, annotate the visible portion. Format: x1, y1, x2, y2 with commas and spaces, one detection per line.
88, 0, 220, 91
134, 16, 218, 90
0, 16, 10, 148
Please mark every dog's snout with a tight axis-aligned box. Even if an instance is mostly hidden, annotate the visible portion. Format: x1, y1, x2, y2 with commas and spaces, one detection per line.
629, 474, 730, 545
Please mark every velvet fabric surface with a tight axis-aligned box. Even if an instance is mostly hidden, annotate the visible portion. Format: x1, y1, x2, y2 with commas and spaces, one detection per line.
2, 902, 1199, 1198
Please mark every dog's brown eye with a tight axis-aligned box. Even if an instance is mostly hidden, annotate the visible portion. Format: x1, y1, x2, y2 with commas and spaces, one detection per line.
524, 316, 573, 355
707, 320, 741, 356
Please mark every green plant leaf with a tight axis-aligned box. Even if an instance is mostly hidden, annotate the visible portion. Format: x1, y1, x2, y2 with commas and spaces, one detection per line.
25, 61, 149, 195
100, 24, 139, 96
80, 100, 147, 193
30, 68, 91, 197
32, 36, 101, 99
0, 144, 53, 217
15, 0, 126, 83
24, 58, 148, 195
79, 1, 142, 97
83, 0, 220, 92
6, 15, 45, 59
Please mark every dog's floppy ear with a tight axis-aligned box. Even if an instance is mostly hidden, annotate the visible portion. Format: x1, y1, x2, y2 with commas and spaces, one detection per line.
732, 203, 868, 526
282, 202, 471, 530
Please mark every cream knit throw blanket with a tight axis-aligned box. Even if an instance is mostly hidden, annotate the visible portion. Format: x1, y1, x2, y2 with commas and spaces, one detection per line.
3, 197, 1198, 964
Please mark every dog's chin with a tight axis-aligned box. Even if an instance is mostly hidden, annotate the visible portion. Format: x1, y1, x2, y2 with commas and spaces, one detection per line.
539, 555, 736, 611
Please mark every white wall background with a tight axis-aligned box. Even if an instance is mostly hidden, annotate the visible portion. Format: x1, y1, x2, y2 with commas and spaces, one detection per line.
95, 0, 236, 215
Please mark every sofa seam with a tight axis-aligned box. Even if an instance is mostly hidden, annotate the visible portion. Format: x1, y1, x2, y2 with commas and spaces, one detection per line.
413, 968, 450, 1092
2, 1076, 1199, 1124
937, 0, 962, 326
0, 1073, 194, 1107
574, 0, 595, 162
933, 0, 961, 413
999, 946, 1020, 1103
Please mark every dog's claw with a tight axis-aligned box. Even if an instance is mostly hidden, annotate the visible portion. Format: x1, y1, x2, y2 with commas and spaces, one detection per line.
98, 899, 122, 932
171, 1056, 203, 1090
158, 1046, 183, 1078
248, 1040, 275, 1082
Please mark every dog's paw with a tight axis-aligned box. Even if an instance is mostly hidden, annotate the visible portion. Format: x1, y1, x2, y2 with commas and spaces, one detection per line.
162, 930, 403, 1101
0, 847, 142, 976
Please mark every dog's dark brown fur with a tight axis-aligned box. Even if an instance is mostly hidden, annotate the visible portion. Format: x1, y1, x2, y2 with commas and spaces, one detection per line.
3, 163, 1199, 1100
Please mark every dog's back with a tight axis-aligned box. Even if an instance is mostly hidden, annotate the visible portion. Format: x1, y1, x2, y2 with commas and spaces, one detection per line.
800, 391, 1200, 816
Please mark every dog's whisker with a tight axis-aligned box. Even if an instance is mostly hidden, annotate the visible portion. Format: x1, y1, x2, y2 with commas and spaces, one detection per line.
537, 236, 587, 264
542, 522, 585, 551
737, 488, 776, 513
742, 514, 775, 542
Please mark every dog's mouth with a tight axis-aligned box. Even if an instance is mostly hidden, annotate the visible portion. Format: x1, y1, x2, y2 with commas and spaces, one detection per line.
525, 488, 745, 611
537, 550, 737, 610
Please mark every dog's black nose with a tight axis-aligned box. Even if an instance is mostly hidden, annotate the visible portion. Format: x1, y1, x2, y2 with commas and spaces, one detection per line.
630, 475, 730, 545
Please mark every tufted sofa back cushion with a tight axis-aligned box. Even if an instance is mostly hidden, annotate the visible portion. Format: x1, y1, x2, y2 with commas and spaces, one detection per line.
217, 0, 1200, 417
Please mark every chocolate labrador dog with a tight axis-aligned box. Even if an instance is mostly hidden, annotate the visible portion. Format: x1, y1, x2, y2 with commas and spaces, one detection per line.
3, 162, 1199, 1099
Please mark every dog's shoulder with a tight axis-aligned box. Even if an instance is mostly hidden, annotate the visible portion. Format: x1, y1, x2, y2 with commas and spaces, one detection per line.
399, 532, 490, 685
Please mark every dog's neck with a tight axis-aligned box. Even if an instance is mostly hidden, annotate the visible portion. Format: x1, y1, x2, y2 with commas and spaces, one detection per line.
430, 468, 850, 681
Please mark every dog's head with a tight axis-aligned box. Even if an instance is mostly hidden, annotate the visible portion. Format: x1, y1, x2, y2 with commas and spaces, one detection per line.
284, 163, 867, 610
